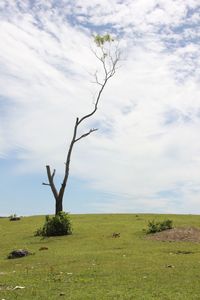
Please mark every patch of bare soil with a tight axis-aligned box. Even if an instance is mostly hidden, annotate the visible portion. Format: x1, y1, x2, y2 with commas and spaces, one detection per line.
147, 227, 200, 242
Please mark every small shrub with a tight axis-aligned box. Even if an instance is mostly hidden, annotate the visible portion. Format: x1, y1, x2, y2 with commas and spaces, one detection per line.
9, 214, 21, 221
35, 211, 72, 237
159, 219, 173, 231
146, 219, 173, 234
35, 227, 43, 236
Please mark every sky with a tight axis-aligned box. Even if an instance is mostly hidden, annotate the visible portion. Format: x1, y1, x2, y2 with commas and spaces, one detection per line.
1, 0, 200, 216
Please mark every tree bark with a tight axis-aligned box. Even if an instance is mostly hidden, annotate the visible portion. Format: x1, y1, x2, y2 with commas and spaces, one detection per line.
56, 195, 63, 215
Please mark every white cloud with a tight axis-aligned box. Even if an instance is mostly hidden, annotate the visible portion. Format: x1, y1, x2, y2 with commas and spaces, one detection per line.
1, 0, 200, 213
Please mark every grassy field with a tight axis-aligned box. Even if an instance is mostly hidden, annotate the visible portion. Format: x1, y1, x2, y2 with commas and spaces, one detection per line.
1, 214, 200, 299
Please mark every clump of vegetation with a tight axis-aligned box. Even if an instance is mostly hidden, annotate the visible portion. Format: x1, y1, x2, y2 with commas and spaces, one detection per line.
9, 214, 21, 221
35, 212, 72, 237
146, 219, 173, 234
94, 33, 114, 46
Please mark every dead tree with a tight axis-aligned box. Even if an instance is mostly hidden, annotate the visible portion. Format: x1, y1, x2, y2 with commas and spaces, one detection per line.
43, 34, 120, 215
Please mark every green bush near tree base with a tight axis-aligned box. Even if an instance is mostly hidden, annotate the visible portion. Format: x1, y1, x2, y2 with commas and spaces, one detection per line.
146, 219, 173, 234
35, 211, 72, 236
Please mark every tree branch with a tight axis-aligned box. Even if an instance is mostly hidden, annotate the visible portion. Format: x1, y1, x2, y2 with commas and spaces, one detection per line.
57, 118, 79, 200
46, 165, 58, 199
52, 169, 56, 180
78, 42, 120, 127
92, 71, 103, 86
75, 128, 98, 143
77, 80, 107, 126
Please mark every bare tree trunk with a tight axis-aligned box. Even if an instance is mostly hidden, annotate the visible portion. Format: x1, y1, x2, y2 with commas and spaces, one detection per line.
56, 195, 63, 215
43, 35, 120, 215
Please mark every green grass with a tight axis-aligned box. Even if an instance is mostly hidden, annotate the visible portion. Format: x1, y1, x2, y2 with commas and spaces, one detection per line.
1, 214, 200, 299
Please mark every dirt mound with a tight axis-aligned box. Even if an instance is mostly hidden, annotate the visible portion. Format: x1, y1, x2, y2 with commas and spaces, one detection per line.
147, 227, 200, 242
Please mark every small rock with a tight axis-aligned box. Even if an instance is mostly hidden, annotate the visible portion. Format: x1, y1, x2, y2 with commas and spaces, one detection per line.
60, 292, 65, 296
8, 249, 31, 259
166, 264, 175, 268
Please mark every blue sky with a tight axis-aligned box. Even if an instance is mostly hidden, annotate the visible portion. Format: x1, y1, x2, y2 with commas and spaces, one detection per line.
1, 0, 200, 216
